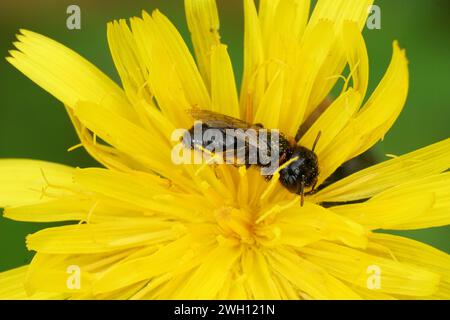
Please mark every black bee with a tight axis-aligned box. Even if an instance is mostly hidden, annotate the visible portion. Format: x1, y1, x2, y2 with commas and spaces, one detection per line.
182, 109, 321, 206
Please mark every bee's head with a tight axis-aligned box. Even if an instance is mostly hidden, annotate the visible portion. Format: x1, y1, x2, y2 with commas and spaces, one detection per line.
279, 146, 319, 195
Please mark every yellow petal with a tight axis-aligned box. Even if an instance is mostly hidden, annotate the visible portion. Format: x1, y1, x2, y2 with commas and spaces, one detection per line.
130, 10, 211, 128
259, 0, 310, 80
352, 287, 396, 300
300, 241, 440, 297
342, 21, 369, 98
106, 20, 152, 104
227, 273, 250, 299
240, 0, 266, 120
4, 198, 91, 222
25, 249, 139, 295
280, 21, 336, 136
309, 0, 373, 29
313, 138, 450, 202
369, 233, 450, 299
267, 248, 361, 299
210, 44, 240, 117
0, 265, 66, 299
151, 10, 211, 108
307, 0, 373, 111
317, 42, 409, 185
241, 249, 281, 299
130, 16, 191, 127
299, 88, 361, 155
254, 69, 284, 129
350, 41, 409, 158
73, 100, 174, 178
184, 0, 221, 85
7, 30, 136, 122
330, 191, 435, 230
26, 219, 184, 254
93, 236, 191, 293
371, 173, 450, 230
66, 107, 139, 172
4, 197, 144, 223
172, 242, 241, 299
73, 168, 206, 221
25, 253, 93, 294
271, 202, 368, 249
0, 159, 76, 207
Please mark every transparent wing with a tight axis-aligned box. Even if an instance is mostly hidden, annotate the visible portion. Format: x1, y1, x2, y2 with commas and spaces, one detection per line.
187, 109, 256, 130
187, 109, 277, 166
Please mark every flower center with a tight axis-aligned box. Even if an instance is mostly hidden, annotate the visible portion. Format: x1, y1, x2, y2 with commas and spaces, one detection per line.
214, 206, 281, 247
214, 206, 256, 245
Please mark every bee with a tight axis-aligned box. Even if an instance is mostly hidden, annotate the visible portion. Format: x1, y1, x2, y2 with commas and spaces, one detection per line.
182, 109, 321, 206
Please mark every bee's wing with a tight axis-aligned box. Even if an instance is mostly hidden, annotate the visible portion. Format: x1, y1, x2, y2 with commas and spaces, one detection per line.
220, 128, 278, 166
187, 109, 275, 166
187, 109, 256, 130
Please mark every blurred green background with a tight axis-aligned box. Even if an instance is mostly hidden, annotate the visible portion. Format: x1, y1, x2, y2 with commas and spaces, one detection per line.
0, 0, 449, 272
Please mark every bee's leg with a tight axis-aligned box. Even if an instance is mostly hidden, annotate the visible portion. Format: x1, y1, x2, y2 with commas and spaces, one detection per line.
305, 180, 318, 195
264, 174, 273, 181
254, 123, 264, 129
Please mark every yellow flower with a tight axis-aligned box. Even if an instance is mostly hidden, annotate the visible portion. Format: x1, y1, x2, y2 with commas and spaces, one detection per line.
1, 0, 449, 300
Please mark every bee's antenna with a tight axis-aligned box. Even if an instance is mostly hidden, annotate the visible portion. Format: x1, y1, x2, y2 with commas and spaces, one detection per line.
312, 131, 322, 152
300, 180, 305, 206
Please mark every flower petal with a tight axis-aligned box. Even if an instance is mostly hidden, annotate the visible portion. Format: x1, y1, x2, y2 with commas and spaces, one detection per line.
93, 236, 192, 294
369, 233, 450, 299
0, 159, 76, 207
151, 10, 211, 109
0, 265, 66, 299
350, 42, 409, 158
26, 219, 185, 254
259, 0, 310, 79
317, 41, 409, 185
4, 197, 144, 223
25, 249, 141, 296
210, 44, 240, 117
371, 173, 450, 230
300, 241, 440, 297
241, 249, 281, 299
270, 202, 368, 249
307, 0, 373, 111
171, 242, 241, 299
106, 20, 152, 105
313, 138, 450, 202
184, 0, 221, 85
73, 168, 206, 221
299, 88, 361, 155
309, 0, 373, 29
280, 20, 336, 136
240, 0, 266, 120
7, 30, 136, 121
342, 21, 369, 98
267, 248, 361, 299
254, 69, 284, 129
330, 191, 435, 230
131, 11, 210, 128
72, 101, 176, 179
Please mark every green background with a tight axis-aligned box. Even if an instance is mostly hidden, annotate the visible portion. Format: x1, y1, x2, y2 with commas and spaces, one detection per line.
0, 0, 449, 272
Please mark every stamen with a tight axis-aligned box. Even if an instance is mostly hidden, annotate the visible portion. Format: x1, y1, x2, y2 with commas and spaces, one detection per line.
67, 143, 83, 152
